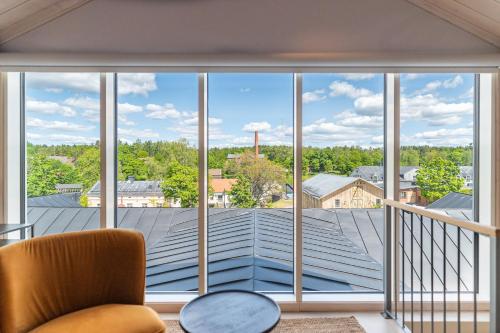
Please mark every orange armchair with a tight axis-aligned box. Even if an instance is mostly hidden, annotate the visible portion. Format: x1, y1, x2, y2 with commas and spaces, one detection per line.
0, 229, 166, 333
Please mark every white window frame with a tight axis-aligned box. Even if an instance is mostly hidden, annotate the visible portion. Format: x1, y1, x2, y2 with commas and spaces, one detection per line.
0, 66, 497, 312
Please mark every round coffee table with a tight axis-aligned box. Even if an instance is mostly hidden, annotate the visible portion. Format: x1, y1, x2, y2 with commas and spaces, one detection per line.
179, 290, 281, 333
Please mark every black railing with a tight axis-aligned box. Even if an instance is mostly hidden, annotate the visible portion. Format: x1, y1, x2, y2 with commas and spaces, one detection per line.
383, 199, 500, 333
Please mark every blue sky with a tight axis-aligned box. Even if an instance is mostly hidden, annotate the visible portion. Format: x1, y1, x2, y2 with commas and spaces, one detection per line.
25, 72, 474, 148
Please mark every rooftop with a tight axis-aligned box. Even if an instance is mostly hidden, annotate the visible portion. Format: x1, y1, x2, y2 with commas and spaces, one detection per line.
88, 180, 163, 197
211, 179, 237, 193
303, 174, 373, 199
27, 206, 474, 293
427, 192, 473, 210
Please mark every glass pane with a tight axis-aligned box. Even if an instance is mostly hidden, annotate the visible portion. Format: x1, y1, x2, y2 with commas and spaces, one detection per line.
25, 73, 101, 235
302, 73, 384, 292
208, 73, 294, 292
116, 73, 199, 293
400, 73, 475, 294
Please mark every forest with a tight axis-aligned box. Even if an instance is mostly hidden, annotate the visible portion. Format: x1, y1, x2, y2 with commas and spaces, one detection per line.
27, 140, 473, 205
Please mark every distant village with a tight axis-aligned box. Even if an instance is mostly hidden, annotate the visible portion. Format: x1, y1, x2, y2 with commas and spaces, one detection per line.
32, 131, 474, 211
48, 163, 473, 211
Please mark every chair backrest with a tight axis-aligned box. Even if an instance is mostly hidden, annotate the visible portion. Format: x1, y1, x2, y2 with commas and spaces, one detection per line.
0, 229, 146, 333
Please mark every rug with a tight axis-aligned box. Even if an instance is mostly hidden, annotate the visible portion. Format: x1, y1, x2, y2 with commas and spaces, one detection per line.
165, 316, 366, 333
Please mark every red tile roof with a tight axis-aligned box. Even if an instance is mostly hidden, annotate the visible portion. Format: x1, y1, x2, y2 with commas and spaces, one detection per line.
211, 178, 237, 193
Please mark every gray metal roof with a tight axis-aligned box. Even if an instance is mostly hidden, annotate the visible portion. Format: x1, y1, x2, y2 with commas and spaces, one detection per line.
303, 174, 362, 199
427, 192, 473, 210
459, 166, 473, 179
350, 166, 384, 181
55, 184, 82, 190
88, 180, 163, 196
25, 206, 473, 294
27, 193, 81, 208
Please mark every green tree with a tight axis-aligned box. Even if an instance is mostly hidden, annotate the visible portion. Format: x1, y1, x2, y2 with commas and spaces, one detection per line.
416, 157, 464, 202
225, 151, 285, 207
229, 175, 257, 208
161, 161, 198, 208
27, 154, 80, 197
74, 147, 100, 191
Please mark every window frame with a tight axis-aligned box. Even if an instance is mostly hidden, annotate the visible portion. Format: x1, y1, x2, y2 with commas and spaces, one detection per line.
2, 67, 495, 311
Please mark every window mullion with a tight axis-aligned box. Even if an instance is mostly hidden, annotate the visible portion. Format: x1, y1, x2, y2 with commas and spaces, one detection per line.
294, 73, 303, 303
198, 73, 208, 295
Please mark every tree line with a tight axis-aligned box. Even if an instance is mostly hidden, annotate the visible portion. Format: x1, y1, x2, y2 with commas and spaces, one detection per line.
27, 140, 473, 206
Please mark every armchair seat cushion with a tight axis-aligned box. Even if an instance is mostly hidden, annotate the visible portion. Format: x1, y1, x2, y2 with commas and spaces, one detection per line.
29, 304, 166, 333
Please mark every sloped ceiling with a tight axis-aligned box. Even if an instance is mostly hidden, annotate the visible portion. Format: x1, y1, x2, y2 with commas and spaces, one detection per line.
0, 0, 498, 54
0, 0, 92, 45
407, 0, 500, 48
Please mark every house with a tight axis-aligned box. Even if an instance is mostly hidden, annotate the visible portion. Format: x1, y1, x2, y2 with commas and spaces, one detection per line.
55, 183, 82, 194
208, 169, 223, 179
349, 166, 384, 184
87, 177, 165, 208
208, 178, 237, 208
460, 166, 474, 189
302, 174, 383, 209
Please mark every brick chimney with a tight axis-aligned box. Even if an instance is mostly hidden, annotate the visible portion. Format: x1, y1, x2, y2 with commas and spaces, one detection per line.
254, 130, 259, 158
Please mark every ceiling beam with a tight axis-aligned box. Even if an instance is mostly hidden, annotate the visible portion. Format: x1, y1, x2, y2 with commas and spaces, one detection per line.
407, 0, 500, 49
0, 0, 93, 45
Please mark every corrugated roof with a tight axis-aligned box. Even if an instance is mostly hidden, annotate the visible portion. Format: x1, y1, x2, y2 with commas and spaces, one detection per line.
88, 180, 163, 196
427, 192, 473, 210
303, 174, 368, 198
25, 206, 473, 294
350, 166, 384, 181
27, 193, 81, 207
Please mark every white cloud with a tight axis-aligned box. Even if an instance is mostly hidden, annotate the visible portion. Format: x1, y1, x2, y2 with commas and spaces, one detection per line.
303, 89, 326, 103
118, 73, 157, 96
336, 114, 383, 128
45, 134, 98, 144
118, 102, 143, 114
443, 75, 463, 89
406, 127, 473, 146
353, 93, 383, 114
242, 121, 272, 132
339, 74, 376, 81
427, 115, 462, 127
401, 93, 472, 125
118, 114, 135, 126
118, 127, 160, 139
240, 88, 251, 93
403, 74, 423, 80
145, 103, 181, 119
415, 75, 464, 94
26, 100, 76, 117
64, 96, 99, 110
329, 81, 373, 99
82, 110, 99, 123
27, 118, 94, 131
26, 73, 99, 94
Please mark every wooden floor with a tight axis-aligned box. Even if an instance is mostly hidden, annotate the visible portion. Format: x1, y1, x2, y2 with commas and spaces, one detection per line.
159, 312, 404, 333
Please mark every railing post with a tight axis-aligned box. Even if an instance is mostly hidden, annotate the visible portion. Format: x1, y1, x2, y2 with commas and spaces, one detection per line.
491, 238, 500, 333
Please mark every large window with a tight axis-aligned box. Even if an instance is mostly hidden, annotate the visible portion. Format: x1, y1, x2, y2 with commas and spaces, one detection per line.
301, 73, 384, 292
207, 73, 294, 292
10, 70, 490, 302
116, 73, 199, 292
25, 73, 101, 235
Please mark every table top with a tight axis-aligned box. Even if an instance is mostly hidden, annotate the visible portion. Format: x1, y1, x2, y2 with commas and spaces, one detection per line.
179, 290, 281, 333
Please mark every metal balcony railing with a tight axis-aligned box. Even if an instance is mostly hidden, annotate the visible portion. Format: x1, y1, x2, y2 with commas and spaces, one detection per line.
383, 199, 500, 333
